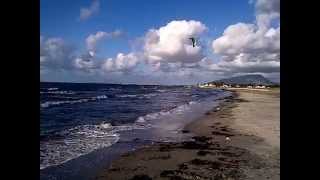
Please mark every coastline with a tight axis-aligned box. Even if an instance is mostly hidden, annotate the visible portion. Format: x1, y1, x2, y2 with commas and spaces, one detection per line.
96, 89, 280, 180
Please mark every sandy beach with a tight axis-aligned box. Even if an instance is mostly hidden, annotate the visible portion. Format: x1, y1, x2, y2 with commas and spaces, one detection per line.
95, 89, 280, 180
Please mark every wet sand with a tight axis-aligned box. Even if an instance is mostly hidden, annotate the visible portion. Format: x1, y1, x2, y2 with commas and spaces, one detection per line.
95, 89, 280, 180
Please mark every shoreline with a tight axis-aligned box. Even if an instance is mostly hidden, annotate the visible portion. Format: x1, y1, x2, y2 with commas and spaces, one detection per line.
40, 90, 231, 180
96, 89, 280, 180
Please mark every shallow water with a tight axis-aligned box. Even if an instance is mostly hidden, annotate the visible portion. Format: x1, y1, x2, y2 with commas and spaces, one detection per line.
40, 82, 231, 179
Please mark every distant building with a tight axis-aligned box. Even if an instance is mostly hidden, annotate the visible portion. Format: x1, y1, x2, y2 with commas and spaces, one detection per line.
255, 85, 266, 89
208, 83, 216, 87
222, 84, 230, 88
198, 82, 217, 88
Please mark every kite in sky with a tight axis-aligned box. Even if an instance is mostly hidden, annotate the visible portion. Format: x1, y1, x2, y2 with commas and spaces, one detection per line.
189, 37, 196, 47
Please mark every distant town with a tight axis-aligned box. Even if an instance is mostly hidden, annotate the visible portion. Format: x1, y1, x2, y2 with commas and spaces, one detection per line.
197, 82, 279, 89
197, 74, 279, 89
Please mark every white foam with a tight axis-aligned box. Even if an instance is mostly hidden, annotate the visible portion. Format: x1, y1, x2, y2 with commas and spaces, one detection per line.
156, 89, 167, 93
145, 113, 159, 119
40, 125, 120, 169
188, 101, 197, 105
96, 95, 108, 99
116, 94, 138, 98
100, 122, 112, 129
40, 122, 150, 170
134, 100, 198, 125
48, 88, 59, 91
40, 91, 75, 95
40, 99, 90, 108
136, 117, 146, 123
159, 111, 170, 116
143, 93, 157, 98
41, 95, 108, 108
40, 89, 233, 170
101, 88, 121, 91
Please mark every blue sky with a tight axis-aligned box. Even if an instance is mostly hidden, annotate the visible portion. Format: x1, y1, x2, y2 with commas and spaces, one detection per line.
40, 0, 280, 84
41, 0, 254, 57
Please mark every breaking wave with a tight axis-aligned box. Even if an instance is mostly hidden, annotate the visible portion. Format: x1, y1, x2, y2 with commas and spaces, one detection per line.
116, 94, 138, 98
40, 95, 108, 108
135, 101, 198, 124
40, 122, 149, 170
40, 91, 75, 95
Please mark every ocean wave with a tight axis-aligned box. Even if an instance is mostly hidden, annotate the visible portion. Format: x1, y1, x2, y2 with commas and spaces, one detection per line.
96, 95, 108, 99
116, 93, 158, 99
116, 94, 138, 98
100, 88, 121, 91
135, 101, 198, 124
40, 122, 149, 170
156, 89, 167, 93
40, 123, 119, 170
40, 95, 108, 108
48, 88, 59, 91
142, 93, 158, 98
40, 87, 233, 170
41, 99, 90, 108
40, 91, 75, 95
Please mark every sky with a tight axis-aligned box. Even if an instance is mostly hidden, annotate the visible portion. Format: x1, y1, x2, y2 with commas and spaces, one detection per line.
40, 0, 280, 85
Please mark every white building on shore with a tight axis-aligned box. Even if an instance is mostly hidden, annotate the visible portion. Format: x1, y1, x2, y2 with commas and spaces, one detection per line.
221, 84, 231, 88
254, 85, 266, 89
198, 82, 268, 89
198, 83, 216, 88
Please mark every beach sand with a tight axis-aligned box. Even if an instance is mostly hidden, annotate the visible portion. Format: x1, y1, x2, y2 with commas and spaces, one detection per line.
95, 89, 280, 180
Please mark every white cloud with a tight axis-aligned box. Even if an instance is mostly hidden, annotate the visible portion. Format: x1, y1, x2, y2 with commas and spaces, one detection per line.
101, 52, 140, 72
42, 0, 280, 84
255, 0, 280, 15
86, 30, 123, 51
40, 36, 74, 70
73, 51, 99, 72
218, 58, 280, 73
209, 0, 280, 75
41, 31, 126, 74
70, 30, 125, 72
79, 0, 100, 21
144, 20, 208, 64
40, 35, 100, 73
255, 0, 279, 30
212, 24, 279, 60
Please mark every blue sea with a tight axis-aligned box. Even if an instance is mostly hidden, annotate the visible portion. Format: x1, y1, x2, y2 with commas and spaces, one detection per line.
40, 82, 232, 179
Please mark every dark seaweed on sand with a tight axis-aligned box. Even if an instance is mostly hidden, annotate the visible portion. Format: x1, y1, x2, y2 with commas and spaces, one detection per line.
192, 136, 212, 142
197, 150, 212, 156
211, 131, 234, 136
129, 174, 152, 180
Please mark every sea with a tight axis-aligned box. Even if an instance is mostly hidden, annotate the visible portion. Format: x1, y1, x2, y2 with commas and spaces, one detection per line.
40, 82, 232, 180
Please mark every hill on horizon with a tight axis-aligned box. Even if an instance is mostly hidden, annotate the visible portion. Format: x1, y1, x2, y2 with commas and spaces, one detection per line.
210, 74, 276, 86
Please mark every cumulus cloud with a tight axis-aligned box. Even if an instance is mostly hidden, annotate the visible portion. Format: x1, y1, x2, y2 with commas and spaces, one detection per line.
40, 30, 127, 75
255, 0, 280, 16
209, 0, 280, 75
212, 24, 279, 60
42, 0, 280, 84
218, 58, 280, 74
86, 30, 123, 52
40, 36, 74, 70
144, 20, 208, 64
79, 0, 100, 21
101, 52, 140, 73
70, 30, 125, 72
73, 51, 99, 72
40, 35, 99, 74
40, 35, 97, 72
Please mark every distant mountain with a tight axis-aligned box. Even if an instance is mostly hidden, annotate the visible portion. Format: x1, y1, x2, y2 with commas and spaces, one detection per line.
210, 74, 275, 86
